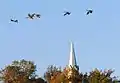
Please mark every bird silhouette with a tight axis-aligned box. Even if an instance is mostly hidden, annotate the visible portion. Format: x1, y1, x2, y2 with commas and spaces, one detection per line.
86, 9, 93, 15
26, 13, 36, 19
10, 19, 18, 23
35, 14, 41, 18
63, 11, 71, 16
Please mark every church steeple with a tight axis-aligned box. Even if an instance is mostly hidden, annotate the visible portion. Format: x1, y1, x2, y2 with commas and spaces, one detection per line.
69, 42, 76, 67
68, 42, 79, 70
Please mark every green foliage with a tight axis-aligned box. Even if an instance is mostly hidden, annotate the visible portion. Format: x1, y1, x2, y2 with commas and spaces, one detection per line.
50, 67, 119, 83
44, 65, 62, 83
11, 59, 36, 78
49, 66, 82, 83
0, 59, 120, 83
0, 59, 37, 83
28, 77, 47, 83
87, 68, 115, 83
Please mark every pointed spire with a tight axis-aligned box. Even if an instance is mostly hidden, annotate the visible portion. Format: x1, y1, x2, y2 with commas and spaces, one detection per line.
68, 41, 77, 68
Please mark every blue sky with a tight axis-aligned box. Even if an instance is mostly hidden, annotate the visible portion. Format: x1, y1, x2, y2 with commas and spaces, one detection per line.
0, 0, 120, 77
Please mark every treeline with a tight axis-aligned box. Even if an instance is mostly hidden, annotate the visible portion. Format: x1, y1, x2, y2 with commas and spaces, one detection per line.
0, 59, 119, 83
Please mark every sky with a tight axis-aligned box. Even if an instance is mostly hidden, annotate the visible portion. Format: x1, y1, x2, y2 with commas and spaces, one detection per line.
0, 0, 120, 78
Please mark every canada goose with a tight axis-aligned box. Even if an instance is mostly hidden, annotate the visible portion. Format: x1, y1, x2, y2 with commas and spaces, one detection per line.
26, 13, 36, 19
63, 11, 71, 16
35, 14, 41, 18
10, 19, 18, 23
86, 9, 93, 15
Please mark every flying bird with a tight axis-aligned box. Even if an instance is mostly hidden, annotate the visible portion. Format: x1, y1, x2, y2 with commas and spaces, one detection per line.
63, 11, 71, 16
26, 13, 36, 19
35, 14, 41, 18
86, 9, 93, 15
10, 19, 18, 23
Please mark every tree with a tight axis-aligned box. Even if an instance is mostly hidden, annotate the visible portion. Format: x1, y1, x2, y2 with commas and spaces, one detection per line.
62, 66, 80, 82
12, 59, 37, 78
44, 65, 62, 83
87, 68, 114, 83
28, 77, 47, 83
0, 59, 37, 83
52, 67, 119, 83
50, 66, 83, 83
